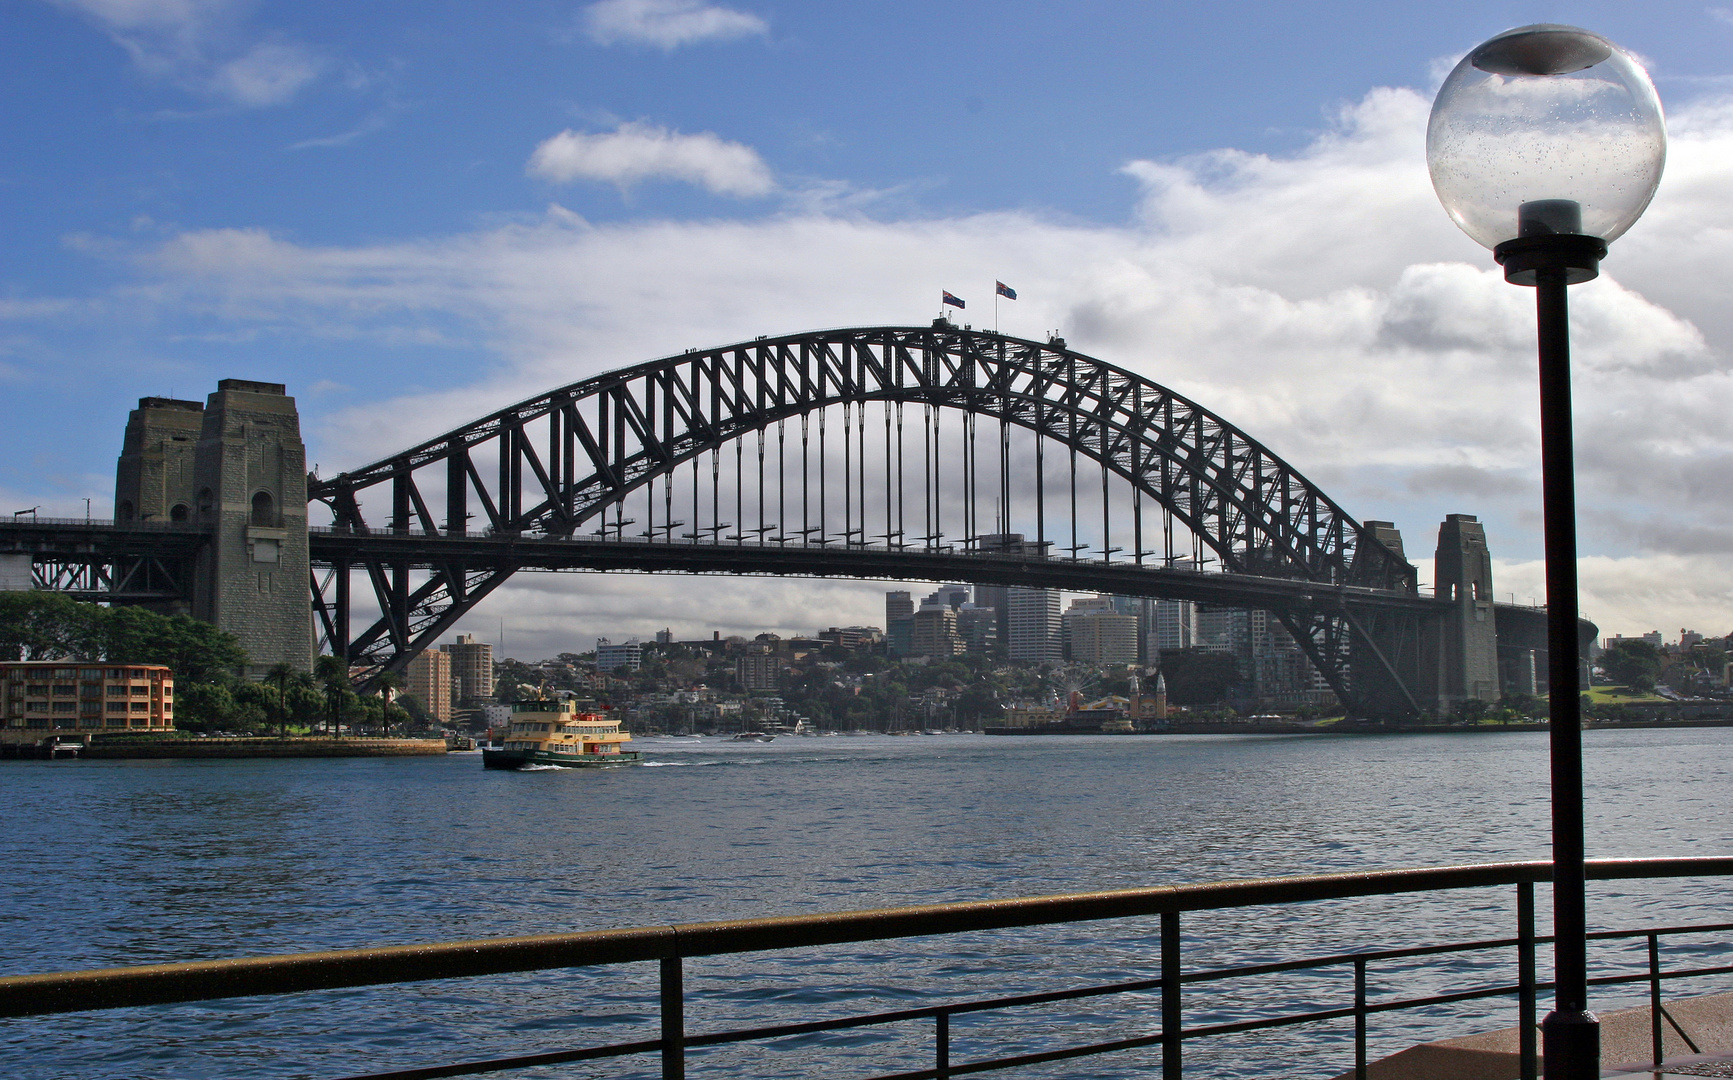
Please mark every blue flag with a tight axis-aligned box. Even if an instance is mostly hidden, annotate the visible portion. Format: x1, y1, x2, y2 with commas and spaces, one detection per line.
942, 291, 965, 309
996, 281, 1017, 300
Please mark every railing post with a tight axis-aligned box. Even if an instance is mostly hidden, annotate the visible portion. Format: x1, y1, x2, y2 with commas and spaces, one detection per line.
661, 955, 685, 1080
1519, 882, 1537, 1080
1649, 933, 1663, 1070
936, 1010, 950, 1080
1162, 911, 1181, 1080
1354, 956, 1367, 1080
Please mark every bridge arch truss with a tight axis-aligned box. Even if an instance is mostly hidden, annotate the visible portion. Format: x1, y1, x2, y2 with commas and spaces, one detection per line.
309, 325, 1421, 712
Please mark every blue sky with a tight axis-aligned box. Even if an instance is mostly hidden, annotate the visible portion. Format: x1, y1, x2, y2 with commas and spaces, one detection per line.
6, 1, 1733, 653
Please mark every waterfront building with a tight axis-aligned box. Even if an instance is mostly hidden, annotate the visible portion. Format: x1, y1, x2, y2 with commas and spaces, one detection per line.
1006, 588, 1062, 664
596, 638, 642, 673
0, 662, 173, 741
441, 633, 494, 703
405, 648, 453, 724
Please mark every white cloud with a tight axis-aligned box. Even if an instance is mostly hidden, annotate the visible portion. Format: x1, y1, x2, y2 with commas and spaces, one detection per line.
527, 122, 776, 197
581, 0, 767, 50
62, 84, 1733, 649
51, 0, 321, 106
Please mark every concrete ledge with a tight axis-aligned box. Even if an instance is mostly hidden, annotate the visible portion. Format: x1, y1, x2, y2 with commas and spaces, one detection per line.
79, 737, 448, 759
1330, 990, 1733, 1080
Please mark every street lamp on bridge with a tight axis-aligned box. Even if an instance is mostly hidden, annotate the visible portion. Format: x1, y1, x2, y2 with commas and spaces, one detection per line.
1427, 24, 1666, 1080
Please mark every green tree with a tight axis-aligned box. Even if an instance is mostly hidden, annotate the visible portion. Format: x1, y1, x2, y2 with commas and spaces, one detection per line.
313, 654, 351, 736
264, 662, 297, 736
1158, 649, 1241, 706
0, 592, 106, 660
372, 670, 405, 736
1600, 640, 1663, 692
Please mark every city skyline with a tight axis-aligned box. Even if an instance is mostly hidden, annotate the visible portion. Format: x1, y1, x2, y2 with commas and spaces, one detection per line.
5, 2, 1733, 656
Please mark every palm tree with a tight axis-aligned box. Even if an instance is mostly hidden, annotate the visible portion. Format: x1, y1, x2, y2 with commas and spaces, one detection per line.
264, 663, 297, 737
313, 655, 351, 737
371, 670, 405, 737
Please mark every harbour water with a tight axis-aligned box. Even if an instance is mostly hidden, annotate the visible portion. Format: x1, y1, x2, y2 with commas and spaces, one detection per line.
4, 728, 1731, 1078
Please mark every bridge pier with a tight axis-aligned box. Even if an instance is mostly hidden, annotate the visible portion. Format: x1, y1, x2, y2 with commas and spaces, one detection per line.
114, 380, 311, 678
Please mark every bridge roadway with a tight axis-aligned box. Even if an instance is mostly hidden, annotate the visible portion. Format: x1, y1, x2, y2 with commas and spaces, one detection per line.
306, 525, 1444, 615
0, 517, 1556, 655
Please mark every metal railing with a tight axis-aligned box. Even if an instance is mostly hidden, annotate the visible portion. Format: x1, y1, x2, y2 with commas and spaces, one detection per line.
1, 857, 1729, 1080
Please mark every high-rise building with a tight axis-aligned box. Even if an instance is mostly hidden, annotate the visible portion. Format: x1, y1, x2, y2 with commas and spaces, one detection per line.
885, 590, 915, 657
973, 534, 1047, 646
924, 584, 971, 610
1069, 610, 1140, 665
596, 638, 642, 672
911, 606, 964, 658
1150, 599, 1197, 653
736, 652, 779, 691
405, 648, 453, 725
955, 605, 998, 655
1062, 595, 1116, 659
1007, 588, 1062, 663
441, 633, 494, 703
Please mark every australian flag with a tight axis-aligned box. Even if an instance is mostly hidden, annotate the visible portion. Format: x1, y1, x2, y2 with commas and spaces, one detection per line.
996, 281, 1017, 300
942, 290, 965, 309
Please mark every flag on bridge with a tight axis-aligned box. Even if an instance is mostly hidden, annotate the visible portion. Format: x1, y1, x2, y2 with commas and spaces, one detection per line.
942, 291, 965, 309
996, 281, 1017, 300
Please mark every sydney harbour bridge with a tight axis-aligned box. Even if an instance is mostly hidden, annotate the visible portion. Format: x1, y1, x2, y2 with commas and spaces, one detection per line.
0, 323, 1563, 718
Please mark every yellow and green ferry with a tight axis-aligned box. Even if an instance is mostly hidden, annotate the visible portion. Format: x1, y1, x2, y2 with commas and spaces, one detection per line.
482, 700, 640, 769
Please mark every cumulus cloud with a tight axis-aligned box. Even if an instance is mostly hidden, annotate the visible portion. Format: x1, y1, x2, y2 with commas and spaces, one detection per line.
581, 0, 767, 49
527, 122, 776, 197
63, 83, 1733, 647
51, 0, 321, 106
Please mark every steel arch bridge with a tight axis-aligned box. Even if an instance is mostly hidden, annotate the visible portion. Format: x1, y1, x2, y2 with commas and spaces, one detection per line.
308, 323, 1430, 714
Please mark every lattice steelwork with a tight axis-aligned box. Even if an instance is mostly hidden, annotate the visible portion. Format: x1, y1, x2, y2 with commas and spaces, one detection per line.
309, 325, 1421, 709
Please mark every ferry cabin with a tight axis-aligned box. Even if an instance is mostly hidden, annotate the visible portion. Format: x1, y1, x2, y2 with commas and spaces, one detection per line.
502, 700, 631, 757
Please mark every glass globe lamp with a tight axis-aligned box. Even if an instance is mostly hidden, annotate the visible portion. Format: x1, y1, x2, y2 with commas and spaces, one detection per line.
1428, 24, 1665, 281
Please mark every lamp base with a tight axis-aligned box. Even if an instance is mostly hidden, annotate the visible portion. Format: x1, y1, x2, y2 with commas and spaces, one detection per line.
1493, 235, 1606, 286
1541, 1009, 1600, 1079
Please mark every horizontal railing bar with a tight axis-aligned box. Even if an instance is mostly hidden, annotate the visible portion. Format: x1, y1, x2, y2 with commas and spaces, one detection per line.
1181, 935, 1523, 986
3, 858, 1728, 1024
878, 1027, 1174, 1080
1591, 962, 1733, 988
1589, 921, 1733, 942
333, 1037, 662, 1080
683, 976, 1168, 1048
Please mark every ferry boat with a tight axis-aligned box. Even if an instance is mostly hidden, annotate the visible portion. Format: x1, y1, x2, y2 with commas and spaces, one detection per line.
482, 700, 640, 769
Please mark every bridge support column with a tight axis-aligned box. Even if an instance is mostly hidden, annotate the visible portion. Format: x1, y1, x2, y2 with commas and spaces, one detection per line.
1427, 514, 1500, 715
180, 380, 312, 678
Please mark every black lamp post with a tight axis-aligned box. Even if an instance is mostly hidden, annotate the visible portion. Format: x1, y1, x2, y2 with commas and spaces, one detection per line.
1427, 25, 1667, 1080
